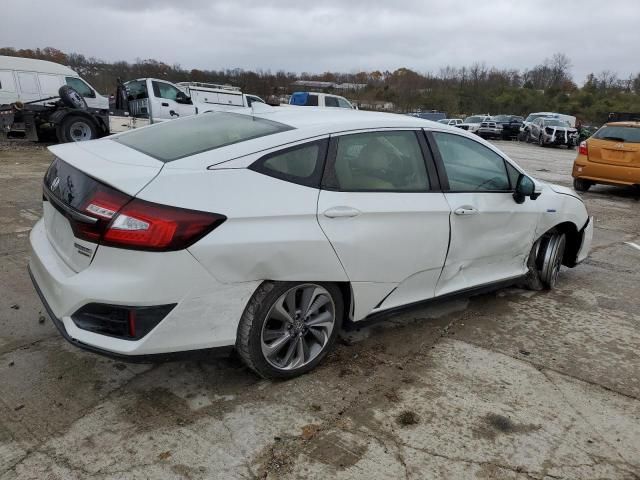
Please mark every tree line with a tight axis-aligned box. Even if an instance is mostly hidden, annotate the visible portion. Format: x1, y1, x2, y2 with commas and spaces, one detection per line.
2, 47, 639, 124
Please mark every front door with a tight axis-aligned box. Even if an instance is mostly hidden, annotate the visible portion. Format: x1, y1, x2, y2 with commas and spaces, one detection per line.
317, 129, 451, 320
150, 80, 196, 121
429, 131, 540, 296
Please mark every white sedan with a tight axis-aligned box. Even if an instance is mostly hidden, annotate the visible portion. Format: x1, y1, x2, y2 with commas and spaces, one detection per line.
29, 107, 593, 378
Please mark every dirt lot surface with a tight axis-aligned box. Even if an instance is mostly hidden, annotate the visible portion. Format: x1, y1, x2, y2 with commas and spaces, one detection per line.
1, 139, 639, 480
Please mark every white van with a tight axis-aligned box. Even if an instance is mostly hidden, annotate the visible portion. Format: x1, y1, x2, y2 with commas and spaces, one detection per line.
0, 55, 108, 109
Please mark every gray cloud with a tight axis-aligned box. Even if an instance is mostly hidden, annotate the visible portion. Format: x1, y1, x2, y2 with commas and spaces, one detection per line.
1, 0, 638, 83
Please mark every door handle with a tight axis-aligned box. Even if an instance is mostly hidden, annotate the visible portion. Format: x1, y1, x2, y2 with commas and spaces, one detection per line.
454, 206, 478, 215
161, 102, 169, 107
323, 206, 361, 218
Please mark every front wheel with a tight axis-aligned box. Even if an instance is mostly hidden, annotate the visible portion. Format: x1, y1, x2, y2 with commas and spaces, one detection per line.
236, 282, 343, 379
525, 232, 567, 290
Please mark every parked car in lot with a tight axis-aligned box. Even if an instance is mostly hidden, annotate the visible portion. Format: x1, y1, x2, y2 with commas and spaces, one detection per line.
456, 115, 491, 134
29, 108, 592, 378
493, 115, 524, 139
437, 118, 463, 127
523, 111, 576, 129
477, 118, 502, 139
528, 117, 578, 148
572, 121, 640, 191
289, 92, 354, 108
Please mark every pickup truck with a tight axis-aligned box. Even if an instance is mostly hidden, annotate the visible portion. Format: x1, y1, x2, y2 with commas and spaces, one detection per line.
1, 77, 264, 143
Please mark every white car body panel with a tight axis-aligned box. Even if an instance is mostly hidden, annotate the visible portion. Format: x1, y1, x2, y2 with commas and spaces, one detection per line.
29, 219, 258, 354
48, 140, 162, 195
29, 108, 591, 357
317, 190, 450, 318
436, 192, 540, 295
139, 168, 348, 284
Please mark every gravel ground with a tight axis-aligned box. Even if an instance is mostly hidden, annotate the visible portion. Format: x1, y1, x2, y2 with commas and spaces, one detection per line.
0, 139, 638, 480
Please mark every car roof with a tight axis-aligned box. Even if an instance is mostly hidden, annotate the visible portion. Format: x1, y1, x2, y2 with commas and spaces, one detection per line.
155, 107, 479, 169
251, 107, 436, 132
606, 121, 640, 128
0, 55, 77, 76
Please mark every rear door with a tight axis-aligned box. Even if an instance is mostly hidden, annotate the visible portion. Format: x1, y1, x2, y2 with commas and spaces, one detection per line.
317, 129, 450, 319
0, 70, 17, 104
428, 131, 540, 296
15, 71, 41, 103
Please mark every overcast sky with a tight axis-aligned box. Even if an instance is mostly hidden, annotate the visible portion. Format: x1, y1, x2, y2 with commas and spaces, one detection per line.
2, 0, 638, 83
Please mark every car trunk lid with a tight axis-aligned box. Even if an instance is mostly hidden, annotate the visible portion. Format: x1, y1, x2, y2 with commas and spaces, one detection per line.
587, 125, 640, 168
588, 138, 640, 167
43, 140, 163, 272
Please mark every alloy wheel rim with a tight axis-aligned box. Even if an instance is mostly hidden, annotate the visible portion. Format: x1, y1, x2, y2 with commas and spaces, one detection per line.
261, 284, 335, 371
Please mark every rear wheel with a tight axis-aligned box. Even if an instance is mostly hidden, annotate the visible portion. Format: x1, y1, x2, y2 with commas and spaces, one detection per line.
59, 115, 97, 143
573, 178, 592, 192
236, 281, 343, 379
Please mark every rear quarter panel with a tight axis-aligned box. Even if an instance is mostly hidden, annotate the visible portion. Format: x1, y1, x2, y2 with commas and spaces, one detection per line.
136, 168, 348, 284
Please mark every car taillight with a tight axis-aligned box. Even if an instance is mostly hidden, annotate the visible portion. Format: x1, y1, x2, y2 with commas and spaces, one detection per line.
67, 184, 225, 251
101, 198, 225, 251
579, 141, 588, 156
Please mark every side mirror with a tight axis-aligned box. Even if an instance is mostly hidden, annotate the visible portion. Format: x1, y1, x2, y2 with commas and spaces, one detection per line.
175, 91, 190, 104
513, 174, 536, 204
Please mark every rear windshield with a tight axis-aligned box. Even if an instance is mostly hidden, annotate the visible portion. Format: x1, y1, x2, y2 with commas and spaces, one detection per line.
592, 126, 640, 143
544, 119, 570, 127
115, 112, 294, 162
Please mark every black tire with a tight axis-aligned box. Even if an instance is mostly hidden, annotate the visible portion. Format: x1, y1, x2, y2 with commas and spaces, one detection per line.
58, 85, 87, 110
538, 134, 546, 147
59, 115, 97, 143
525, 232, 566, 290
236, 281, 344, 379
573, 178, 592, 192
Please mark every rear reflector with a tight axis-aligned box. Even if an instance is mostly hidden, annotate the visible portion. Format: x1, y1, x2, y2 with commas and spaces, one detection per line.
72, 303, 176, 340
579, 141, 588, 156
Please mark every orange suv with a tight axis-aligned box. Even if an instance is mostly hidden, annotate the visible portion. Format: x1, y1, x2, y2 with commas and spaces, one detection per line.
572, 122, 640, 191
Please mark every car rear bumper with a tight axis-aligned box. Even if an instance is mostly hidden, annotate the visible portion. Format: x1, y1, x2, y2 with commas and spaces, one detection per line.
573, 155, 640, 185
29, 218, 260, 357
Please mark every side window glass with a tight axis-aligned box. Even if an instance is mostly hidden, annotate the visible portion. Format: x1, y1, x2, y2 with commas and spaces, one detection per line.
65, 77, 94, 97
250, 140, 328, 188
432, 132, 510, 191
337, 97, 351, 108
17, 72, 39, 94
330, 131, 430, 192
505, 162, 520, 190
305, 94, 318, 106
324, 96, 339, 107
152, 81, 180, 101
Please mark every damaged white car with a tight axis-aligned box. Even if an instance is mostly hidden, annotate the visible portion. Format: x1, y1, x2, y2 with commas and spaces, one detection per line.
528, 117, 578, 148
29, 108, 593, 378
